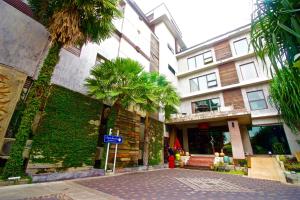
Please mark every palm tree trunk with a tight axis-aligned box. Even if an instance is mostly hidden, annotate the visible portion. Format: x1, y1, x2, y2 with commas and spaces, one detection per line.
143, 113, 150, 167
3, 43, 61, 178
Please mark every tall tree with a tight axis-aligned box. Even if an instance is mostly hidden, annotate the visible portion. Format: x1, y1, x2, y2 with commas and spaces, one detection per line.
85, 58, 144, 167
137, 72, 180, 166
251, 0, 300, 132
3, 0, 121, 178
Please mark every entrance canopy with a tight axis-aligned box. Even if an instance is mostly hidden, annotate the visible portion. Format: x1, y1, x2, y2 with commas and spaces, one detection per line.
166, 109, 252, 126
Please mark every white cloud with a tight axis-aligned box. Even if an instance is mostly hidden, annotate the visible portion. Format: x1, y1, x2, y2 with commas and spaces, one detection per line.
136, 0, 253, 47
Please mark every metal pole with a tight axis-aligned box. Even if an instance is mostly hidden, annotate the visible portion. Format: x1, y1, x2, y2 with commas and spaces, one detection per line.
113, 130, 119, 174
104, 128, 112, 172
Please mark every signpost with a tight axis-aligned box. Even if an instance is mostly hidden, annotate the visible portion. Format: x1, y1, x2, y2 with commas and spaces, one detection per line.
104, 129, 122, 174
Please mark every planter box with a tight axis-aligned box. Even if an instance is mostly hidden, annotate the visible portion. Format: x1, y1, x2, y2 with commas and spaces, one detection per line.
31, 169, 104, 183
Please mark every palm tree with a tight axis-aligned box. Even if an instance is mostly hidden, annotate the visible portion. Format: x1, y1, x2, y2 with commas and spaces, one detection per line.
85, 58, 144, 167
251, 0, 300, 132
251, 0, 300, 72
3, 0, 121, 178
137, 72, 180, 166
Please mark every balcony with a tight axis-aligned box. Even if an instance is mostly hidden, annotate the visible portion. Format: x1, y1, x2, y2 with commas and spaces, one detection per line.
167, 106, 251, 125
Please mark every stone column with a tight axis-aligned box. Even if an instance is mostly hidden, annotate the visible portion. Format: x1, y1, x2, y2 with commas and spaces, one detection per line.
227, 120, 245, 159
240, 125, 253, 155
182, 127, 189, 153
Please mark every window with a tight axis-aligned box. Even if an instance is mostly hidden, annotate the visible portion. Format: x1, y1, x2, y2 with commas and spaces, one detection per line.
240, 62, 258, 80
189, 72, 217, 92
192, 98, 220, 113
189, 78, 199, 92
95, 53, 106, 65
168, 64, 176, 75
167, 43, 174, 54
247, 90, 267, 110
187, 50, 213, 70
233, 38, 249, 56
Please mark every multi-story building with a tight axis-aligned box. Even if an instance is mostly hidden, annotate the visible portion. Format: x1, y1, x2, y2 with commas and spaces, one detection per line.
167, 25, 300, 160
1, 0, 300, 169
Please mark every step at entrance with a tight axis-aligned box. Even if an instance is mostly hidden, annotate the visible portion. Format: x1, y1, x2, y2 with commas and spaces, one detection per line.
248, 156, 286, 182
185, 155, 214, 169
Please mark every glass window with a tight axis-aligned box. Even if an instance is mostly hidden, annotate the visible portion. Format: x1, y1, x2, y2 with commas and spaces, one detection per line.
193, 98, 220, 113
196, 55, 204, 67
168, 64, 176, 75
187, 50, 213, 69
188, 57, 196, 70
189, 78, 199, 92
247, 90, 267, 110
203, 51, 213, 64
210, 98, 220, 110
198, 76, 207, 90
248, 125, 291, 154
95, 53, 106, 65
240, 62, 258, 80
207, 73, 217, 88
233, 38, 249, 56
189, 73, 217, 92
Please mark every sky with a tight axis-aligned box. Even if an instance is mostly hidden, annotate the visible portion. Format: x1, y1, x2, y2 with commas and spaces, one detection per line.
136, 0, 254, 47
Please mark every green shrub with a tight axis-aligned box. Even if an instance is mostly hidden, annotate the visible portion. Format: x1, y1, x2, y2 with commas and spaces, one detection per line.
30, 85, 102, 168
285, 163, 300, 172
237, 159, 247, 167
148, 119, 163, 166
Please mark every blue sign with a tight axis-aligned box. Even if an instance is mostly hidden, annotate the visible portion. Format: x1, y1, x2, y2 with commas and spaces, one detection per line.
104, 135, 123, 144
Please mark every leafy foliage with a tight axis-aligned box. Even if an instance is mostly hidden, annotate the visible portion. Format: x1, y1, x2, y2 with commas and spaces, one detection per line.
251, 0, 300, 72
136, 72, 180, 166
30, 85, 102, 167
3, 43, 61, 178
28, 0, 122, 45
85, 58, 144, 109
148, 118, 164, 166
270, 67, 300, 132
251, 0, 300, 132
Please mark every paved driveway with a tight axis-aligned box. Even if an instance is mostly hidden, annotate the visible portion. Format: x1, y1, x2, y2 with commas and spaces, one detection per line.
0, 169, 299, 200
77, 169, 300, 200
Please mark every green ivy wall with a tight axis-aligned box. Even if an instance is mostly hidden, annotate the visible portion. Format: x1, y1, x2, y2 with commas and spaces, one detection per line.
30, 85, 102, 168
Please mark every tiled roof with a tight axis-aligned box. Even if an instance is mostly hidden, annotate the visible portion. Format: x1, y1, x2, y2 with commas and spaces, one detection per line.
3, 0, 33, 18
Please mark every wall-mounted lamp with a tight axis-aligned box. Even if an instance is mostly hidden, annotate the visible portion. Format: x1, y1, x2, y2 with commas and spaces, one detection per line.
231, 122, 235, 128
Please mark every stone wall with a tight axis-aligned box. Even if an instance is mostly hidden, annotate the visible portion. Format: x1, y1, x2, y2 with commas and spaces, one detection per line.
108, 110, 140, 168
0, 1, 49, 78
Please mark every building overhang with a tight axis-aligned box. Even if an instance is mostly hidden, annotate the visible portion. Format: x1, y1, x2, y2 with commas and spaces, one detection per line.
166, 109, 252, 126
150, 14, 186, 49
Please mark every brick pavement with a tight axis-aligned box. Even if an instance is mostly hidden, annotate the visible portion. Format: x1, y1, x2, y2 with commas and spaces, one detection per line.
76, 169, 300, 200
1, 169, 300, 200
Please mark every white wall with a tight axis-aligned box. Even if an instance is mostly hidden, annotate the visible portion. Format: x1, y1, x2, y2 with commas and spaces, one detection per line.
154, 22, 178, 87
52, 2, 153, 94
241, 83, 278, 117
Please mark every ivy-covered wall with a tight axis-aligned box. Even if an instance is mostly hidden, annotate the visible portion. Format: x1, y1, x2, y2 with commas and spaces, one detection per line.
30, 85, 102, 168
148, 118, 164, 166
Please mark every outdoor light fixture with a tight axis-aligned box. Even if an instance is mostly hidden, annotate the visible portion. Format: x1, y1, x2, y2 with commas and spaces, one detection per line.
232, 122, 235, 128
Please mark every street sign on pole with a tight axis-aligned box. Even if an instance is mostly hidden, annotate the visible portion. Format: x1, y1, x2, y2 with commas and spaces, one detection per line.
104, 129, 123, 174
104, 135, 123, 144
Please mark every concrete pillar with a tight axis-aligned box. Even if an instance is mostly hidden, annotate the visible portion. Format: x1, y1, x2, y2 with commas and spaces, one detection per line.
182, 128, 189, 153
283, 124, 300, 155
228, 120, 245, 159
240, 125, 253, 155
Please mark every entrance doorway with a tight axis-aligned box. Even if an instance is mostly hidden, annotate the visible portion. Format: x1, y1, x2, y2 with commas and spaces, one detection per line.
187, 126, 231, 155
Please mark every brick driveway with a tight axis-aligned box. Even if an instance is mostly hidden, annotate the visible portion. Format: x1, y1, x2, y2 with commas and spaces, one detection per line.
76, 169, 300, 200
